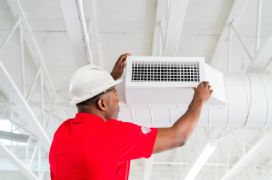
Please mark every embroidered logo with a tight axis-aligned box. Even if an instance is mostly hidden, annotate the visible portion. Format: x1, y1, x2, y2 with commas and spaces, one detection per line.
141, 126, 151, 135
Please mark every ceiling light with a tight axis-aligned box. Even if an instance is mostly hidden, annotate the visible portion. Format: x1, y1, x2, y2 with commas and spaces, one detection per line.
184, 140, 217, 180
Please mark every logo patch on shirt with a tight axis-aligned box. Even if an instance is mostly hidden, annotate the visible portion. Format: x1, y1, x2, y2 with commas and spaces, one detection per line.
141, 126, 151, 134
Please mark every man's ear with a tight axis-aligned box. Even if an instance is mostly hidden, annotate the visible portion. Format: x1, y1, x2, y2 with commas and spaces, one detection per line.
97, 98, 107, 111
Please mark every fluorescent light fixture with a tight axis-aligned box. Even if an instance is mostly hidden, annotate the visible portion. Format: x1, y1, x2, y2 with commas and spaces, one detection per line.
0, 130, 29, 143
184, 140, 217, 180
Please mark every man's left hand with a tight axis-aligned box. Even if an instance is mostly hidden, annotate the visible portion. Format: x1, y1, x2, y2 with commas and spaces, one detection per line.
111, 53, 131, 80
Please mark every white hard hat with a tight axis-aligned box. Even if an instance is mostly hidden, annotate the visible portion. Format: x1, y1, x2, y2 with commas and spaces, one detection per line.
69, 64, 122, 105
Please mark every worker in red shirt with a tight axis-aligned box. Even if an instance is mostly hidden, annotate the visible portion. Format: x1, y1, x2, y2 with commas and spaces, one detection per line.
49, 53, 213, 180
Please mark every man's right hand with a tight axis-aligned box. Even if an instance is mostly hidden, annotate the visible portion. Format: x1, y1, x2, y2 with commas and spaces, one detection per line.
192, 81, 213, 104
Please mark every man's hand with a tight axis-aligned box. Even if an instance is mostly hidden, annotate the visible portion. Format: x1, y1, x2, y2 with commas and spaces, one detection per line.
110, 53, 131, 80
192, 81, 213, 104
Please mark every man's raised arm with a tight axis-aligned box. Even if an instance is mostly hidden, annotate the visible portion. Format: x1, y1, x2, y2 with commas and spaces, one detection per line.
153, 81, 213, 154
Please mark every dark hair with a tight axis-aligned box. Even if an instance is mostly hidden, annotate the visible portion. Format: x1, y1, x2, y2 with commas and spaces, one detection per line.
76, 86, 115, 107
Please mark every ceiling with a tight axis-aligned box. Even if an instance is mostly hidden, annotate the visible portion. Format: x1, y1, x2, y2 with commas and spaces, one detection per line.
0, 0, 272, 179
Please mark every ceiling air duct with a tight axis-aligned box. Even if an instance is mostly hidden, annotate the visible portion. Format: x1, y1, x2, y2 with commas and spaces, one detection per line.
119, 56, 272, 127
125, 56, 225, 109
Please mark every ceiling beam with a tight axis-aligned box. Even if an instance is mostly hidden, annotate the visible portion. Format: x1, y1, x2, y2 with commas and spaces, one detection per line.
151, 0, 168, 56
246, 28, 272, 72
220, 132, 272, 180
59, 0, 92, 68
0, 142, 39, 180
162, 0, 188, 56
0, 61, 51, 152
209, 0, 247, 67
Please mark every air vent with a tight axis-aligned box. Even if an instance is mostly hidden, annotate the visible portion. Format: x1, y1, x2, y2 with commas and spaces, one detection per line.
131, 61, 200, 82
125, 56, 225, 109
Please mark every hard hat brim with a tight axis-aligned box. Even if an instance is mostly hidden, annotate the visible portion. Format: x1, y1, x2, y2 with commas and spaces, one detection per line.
70, 79, 122, 105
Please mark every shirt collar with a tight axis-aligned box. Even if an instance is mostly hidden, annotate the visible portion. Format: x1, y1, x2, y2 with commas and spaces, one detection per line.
75, 113, 105, 123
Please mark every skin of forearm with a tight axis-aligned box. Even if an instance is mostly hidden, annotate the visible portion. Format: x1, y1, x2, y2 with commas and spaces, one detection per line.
171, 98, 204, 147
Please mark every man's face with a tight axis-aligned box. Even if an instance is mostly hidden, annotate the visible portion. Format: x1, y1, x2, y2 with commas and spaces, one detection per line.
105, 88, 120, 120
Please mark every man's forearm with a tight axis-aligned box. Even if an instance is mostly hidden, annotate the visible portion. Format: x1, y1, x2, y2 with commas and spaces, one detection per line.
172, 99, 204, 145
153, 82, 212, 154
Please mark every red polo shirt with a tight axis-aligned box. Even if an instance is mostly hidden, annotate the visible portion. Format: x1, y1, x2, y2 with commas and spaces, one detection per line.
49, 113, 157, 180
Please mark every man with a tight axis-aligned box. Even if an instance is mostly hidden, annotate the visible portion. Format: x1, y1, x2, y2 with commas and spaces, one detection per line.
49, 53, 213, 180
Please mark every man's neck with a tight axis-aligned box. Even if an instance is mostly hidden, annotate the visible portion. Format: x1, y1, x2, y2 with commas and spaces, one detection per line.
77, 107, 106, 121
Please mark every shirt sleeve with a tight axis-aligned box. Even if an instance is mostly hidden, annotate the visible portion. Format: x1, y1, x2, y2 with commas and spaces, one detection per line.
108, 120, 158, 165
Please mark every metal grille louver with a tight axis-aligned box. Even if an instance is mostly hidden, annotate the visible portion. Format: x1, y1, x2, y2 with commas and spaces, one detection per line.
131, 61, 200, 82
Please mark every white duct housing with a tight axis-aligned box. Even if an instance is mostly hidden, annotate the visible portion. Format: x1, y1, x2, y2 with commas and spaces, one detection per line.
125, 57, 225, 109
119, 56, 272, 127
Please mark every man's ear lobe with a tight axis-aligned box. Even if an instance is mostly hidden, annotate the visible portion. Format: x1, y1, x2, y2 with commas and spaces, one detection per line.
97, 99, 107, 111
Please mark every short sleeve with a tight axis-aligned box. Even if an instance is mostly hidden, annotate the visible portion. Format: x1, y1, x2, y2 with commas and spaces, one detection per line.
108, 120, 157, 165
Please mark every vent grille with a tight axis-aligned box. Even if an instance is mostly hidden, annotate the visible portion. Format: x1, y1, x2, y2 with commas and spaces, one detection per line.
131, 61, 200, 82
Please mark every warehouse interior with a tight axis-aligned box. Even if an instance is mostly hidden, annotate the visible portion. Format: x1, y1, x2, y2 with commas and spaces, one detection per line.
0, 0, 272, 179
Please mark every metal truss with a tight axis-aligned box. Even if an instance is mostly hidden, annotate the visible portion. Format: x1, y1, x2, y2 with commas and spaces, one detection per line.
0, 142, 39, 180
0, 0, 77, 179
209, 0, 247, 68
220, 131, 272, 180
6, 0, 67, 121
209, 0, 272, 74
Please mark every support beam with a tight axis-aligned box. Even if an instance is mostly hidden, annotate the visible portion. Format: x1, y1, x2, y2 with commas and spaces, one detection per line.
162, 0, 189, 56
220, 132, 272, 180
246, 28, 272, 72
6, 0, 67, 120
0, 61, 51, 152
0, 142, 39, 180
59, 0, 91, 68
255, 0, 262, 54
262, 57, 272, 73
184, 126, 224, 180
0, 17, 21, 54
209, 0, 247, 67
151, 0, 168, 56
143, 155, 154, 180
19, 21, 25, 98
232, 24, 253, 60
228, 25, 232, 73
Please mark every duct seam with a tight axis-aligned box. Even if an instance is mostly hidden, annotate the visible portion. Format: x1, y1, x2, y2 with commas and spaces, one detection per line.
238, 73, 253, 126
208, 109, 211, 131
256, 73, 270, 127
223, 76, 230, 126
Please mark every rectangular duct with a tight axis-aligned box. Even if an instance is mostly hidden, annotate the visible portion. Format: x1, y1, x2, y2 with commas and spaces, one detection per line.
125, 56, 225, 109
